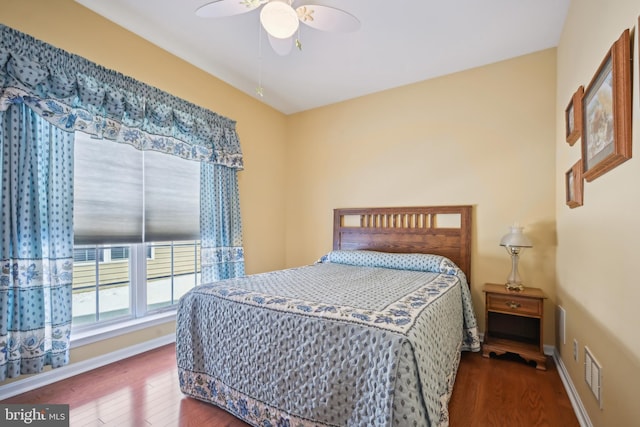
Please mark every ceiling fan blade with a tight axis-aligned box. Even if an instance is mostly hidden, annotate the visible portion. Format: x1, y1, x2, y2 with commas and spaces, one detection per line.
296, 5, 360, 32
267, 34, 294, 56
195, 0, 266, 18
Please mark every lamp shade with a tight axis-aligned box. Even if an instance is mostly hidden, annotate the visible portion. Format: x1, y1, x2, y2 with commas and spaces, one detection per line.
260, 1, 300, 39
500, 226, 532, 248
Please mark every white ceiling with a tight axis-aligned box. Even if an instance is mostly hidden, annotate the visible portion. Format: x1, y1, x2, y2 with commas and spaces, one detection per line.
75, 0, 570, 115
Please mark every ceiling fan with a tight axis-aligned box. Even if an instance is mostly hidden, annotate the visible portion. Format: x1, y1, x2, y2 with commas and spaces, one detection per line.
195, 0, 360, 56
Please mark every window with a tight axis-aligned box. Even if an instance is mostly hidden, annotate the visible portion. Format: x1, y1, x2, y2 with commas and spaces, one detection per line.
72, 245, 131, 325
73, 247, 104, 264
72, 132, 202, 330
109, 247, 129, 261
146, 241, 201, 312
71, 241, 200, 327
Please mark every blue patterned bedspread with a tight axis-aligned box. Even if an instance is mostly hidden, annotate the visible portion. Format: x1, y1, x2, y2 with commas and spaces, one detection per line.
176, 251, 480, 427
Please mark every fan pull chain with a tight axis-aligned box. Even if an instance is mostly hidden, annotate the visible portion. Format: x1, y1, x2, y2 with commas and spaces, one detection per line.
296, 26, 302, 51
256, 20, 264, 97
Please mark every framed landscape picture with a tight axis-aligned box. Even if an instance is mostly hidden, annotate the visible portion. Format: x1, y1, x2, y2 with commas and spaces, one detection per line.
581, 29, 632, 182
565, 86, 583, 145
566, 160, 583, 209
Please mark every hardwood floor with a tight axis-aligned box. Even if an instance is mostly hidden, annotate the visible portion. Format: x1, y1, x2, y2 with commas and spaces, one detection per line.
2, 345, 579, 427
449, 352, 579, 426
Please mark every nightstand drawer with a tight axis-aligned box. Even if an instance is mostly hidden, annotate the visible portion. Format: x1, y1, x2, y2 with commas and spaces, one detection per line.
487, 293, 542, 316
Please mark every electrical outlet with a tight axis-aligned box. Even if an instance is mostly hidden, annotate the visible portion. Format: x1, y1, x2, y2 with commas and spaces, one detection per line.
573, 339, 578, 361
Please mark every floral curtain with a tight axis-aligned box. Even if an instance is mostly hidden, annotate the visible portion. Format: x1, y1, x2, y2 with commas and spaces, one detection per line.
201, 163, 246, 282
0, 24, 245, 379
0, 103, 74, 381
0, 24, 243, 169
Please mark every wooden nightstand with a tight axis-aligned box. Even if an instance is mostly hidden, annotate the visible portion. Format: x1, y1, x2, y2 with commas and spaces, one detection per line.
482, 283, 547, 370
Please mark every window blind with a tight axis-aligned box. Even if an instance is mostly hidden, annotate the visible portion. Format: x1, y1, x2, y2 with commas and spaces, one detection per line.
144, 150, 200, 242
73, 132, 200, 244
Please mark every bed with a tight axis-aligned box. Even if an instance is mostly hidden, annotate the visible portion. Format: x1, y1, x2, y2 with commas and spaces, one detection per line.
176, 205, 480, 427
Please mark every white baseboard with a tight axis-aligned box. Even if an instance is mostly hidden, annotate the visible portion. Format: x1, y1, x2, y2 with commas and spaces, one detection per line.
0, 334, 176, 401
553, 348, 592, 427
544, 344, 554, 356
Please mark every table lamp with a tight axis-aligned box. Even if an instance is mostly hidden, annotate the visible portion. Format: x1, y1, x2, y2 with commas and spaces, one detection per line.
500, 224, 532, 291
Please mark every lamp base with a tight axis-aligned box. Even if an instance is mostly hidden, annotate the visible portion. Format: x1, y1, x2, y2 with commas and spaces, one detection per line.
505, 282, 524, 292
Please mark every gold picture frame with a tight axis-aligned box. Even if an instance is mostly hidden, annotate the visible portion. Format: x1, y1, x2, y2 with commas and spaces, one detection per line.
565, 86, 583, 145
566, 160, 584, 209
581, 29, 632, 182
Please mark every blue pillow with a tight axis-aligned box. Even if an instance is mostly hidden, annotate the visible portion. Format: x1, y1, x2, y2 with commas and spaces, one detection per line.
319, 250, 464, 280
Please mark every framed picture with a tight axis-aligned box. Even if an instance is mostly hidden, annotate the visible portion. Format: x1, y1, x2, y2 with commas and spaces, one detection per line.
565, 86, 583, 145
581, 29, 632, 182
566, 160, 583, 208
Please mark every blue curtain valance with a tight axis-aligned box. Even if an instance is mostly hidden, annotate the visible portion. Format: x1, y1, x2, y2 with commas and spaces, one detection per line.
0, 24, 243, 169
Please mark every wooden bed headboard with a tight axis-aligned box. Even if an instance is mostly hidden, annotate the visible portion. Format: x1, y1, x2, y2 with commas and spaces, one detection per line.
333, 205, 473, 282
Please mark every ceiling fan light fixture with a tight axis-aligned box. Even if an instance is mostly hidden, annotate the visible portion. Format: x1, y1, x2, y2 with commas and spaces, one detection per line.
260, 1, 299, 39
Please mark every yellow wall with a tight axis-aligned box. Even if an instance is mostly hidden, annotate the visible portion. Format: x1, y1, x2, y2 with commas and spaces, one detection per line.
556, 0, 640, 425
285, 50, 558, 342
